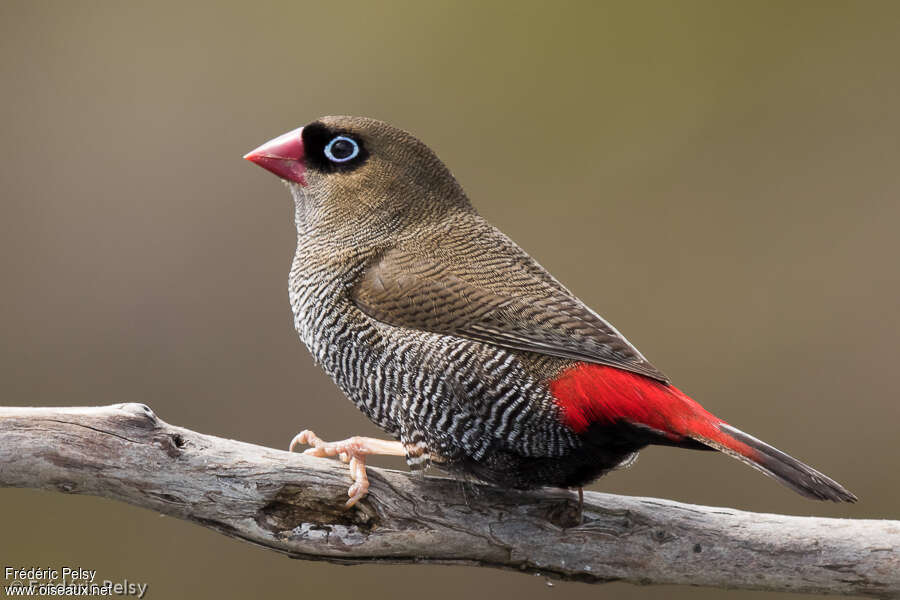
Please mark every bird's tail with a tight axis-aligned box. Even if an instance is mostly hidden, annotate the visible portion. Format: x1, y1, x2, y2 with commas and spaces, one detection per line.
644, 381, 858, 503
685, 420, 857, 502
551, 363, 857, 502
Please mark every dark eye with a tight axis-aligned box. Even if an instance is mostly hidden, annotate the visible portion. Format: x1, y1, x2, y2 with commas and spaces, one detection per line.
324, 135, 359, 163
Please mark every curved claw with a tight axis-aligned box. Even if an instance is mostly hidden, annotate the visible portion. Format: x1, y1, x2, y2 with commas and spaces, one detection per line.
289, 429, 320, 453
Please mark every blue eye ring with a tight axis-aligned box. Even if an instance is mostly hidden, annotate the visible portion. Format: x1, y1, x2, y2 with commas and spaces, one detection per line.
324, 135, 360, 163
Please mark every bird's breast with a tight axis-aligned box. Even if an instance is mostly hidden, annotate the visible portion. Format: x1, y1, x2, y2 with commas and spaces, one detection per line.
286, 243, 582, 463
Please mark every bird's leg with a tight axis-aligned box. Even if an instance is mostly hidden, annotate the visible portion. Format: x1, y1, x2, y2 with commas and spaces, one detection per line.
289, 430, 406, 507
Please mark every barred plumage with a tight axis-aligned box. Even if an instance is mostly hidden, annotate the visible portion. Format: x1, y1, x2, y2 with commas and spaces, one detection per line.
246, 115, 856, 503
288, 225, 583, 474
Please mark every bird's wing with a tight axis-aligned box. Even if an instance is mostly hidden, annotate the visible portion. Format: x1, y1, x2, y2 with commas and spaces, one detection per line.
353, 247, 668, 382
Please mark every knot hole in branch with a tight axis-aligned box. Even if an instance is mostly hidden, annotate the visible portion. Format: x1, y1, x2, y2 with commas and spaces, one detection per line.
256, 485, 379, 538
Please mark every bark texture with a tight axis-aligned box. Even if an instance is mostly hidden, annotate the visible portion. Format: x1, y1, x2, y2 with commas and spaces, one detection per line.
0, 404, 897, 597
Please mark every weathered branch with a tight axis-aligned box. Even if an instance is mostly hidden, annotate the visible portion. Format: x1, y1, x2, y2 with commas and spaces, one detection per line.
0, 404, 897, 597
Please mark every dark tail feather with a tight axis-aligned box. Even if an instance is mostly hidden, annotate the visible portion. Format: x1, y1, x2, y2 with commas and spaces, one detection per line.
692, 423, 857, 503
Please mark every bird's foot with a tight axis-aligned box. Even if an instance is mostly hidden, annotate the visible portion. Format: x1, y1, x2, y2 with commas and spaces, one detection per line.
289, 430, 405, 508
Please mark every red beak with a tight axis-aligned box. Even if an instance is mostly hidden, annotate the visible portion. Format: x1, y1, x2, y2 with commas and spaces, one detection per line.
243, 127, 307, 186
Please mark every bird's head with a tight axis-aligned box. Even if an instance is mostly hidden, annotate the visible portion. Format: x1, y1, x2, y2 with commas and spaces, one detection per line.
245, 116, 473, 243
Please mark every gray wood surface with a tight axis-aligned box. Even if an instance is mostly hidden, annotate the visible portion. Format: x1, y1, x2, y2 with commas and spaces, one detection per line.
1, 403, 897, 597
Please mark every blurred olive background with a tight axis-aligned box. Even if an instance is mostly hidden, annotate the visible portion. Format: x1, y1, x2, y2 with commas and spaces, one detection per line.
1, 1, 898, 598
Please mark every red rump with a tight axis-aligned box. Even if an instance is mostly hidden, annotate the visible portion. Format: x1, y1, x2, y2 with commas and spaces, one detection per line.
549, 363, 754, 456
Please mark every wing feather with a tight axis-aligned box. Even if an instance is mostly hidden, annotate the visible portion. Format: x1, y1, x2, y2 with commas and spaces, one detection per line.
353, 247, 668, 382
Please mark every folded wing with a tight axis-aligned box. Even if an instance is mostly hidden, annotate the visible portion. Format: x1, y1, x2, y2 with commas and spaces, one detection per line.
353, 247, 667, 382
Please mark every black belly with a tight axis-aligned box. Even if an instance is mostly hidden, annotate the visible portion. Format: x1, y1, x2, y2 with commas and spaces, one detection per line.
441, 420, 712, 489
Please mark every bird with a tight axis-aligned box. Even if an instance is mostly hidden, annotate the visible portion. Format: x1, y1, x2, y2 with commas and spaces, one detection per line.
244, 116, 856, 509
